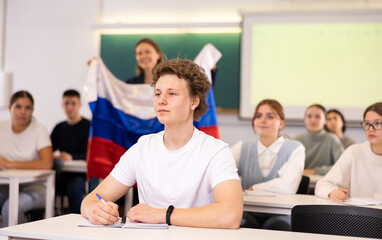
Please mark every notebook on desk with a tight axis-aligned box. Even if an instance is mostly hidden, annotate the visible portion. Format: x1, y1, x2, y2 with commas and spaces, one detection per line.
78, 216, 168, 229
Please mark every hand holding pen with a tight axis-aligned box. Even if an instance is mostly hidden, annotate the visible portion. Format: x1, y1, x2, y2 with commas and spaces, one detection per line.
89, 193, 120, 225
328, 188, 350, 202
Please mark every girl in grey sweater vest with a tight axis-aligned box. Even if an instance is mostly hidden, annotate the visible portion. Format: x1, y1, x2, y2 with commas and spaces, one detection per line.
231, 99, 304, 230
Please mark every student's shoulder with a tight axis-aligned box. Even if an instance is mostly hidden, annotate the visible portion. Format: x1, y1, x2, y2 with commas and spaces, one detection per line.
343, 141, 367, 154
0, 120, 10, 132
326, 132, 342, 143
196, 129, 228, 150
81, 117, 91, 125
30, 121, 49, 135
293, 133, 306, 141
125, 75, 144, 84
51, 120, 67, 132
136, 131, 163, 144
284, 137, 303, 148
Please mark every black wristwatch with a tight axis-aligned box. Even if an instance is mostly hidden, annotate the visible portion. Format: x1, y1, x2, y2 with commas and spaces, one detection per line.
166, 205, 175, 225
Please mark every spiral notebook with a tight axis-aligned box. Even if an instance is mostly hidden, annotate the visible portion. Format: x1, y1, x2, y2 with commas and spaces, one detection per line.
78, 216, 168, 229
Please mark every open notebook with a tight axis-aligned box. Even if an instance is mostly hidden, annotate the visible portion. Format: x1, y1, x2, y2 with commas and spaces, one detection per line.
78, 217, 168, 229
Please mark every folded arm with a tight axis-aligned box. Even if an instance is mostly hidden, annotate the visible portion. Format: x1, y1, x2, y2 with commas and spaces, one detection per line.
0, 146, 53, 169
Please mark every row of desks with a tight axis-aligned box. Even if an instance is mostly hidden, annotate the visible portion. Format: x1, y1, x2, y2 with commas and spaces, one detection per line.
0, 213, 372, 240
0, 162, 326, 227
0, 166, 380, 240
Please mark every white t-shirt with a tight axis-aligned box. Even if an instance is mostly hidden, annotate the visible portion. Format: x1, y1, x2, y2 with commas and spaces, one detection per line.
111, 128, 239, 209
0, 120, 52, 161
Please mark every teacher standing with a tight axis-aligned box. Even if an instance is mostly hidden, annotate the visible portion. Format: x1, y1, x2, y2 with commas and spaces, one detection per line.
125, 38, 164, 84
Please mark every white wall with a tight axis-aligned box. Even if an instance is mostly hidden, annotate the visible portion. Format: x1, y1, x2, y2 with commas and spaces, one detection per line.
101, 0, 382, 24
0, 0, 374, 142
0, 0, 99, 131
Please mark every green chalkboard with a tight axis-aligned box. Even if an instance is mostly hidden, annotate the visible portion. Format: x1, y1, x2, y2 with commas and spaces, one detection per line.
100, 33, 240, 109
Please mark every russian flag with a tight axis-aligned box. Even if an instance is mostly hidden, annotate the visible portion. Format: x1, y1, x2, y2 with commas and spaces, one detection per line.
84, 45, 222, 179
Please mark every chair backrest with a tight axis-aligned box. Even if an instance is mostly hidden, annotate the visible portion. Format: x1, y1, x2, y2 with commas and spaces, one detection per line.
291, 205, 382, 239
296, 176, 310, 194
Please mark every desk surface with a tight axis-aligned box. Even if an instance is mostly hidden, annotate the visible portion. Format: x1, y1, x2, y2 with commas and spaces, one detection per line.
243, 194, 382, 215
0, 169, 54, 182
0, 214, 371, 240
61, 160, 87, 173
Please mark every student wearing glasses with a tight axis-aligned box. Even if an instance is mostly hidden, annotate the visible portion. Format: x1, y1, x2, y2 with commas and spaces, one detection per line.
81, 59, 242, 229
315, 102, 382, 202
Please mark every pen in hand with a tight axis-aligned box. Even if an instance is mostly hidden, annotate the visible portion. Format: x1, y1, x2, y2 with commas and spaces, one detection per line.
96, 193, 126, 224
96, 193, 108, 206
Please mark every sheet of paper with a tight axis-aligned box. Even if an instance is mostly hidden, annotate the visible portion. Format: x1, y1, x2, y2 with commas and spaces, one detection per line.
78, 217, 168, 229
78, 217, 123, 228
344, 197, 382, 206
122, 218, 168, 229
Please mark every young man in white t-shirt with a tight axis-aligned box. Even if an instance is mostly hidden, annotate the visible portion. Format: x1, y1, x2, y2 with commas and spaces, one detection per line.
81, 59, 243, 229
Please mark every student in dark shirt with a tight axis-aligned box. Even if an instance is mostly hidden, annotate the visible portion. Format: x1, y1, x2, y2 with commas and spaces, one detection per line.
51, 89, 97, 213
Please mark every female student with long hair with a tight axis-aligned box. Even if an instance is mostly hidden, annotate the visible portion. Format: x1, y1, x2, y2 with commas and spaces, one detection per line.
325, 109, 355, 149
81, 59, 243, 229
316, 102, 382, 202
231, 99, 305, 230
0, 90, 53, 226
294, 104, 344, 175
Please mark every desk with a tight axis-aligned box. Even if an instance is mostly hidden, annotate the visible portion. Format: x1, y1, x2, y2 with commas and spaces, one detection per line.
243, 194, 382, 215
61, 160, 87, 173
0, 169, 55, 226
0, 214, 371, 240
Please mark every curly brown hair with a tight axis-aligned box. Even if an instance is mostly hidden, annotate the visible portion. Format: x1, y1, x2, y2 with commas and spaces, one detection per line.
152, 58, 210, 120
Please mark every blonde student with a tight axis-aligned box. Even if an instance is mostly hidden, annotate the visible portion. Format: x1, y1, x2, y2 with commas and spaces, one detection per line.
81, 58, 243, 229
315, 102, 382, 202
0, 90, 53, 226
231, 99, 304, 230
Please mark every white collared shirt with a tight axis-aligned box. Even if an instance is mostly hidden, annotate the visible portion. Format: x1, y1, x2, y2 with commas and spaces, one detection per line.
231, 136, 305, 194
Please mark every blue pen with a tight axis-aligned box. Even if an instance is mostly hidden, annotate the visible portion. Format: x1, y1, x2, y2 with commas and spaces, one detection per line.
96, 193, 108, 206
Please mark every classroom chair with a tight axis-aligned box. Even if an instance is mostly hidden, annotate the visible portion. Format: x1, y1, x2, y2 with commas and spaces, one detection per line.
291, 205, 382, 239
